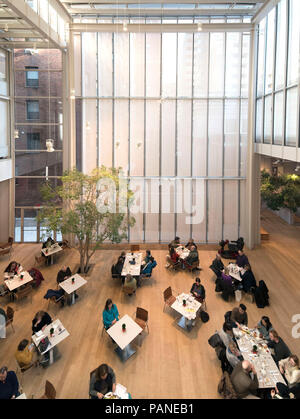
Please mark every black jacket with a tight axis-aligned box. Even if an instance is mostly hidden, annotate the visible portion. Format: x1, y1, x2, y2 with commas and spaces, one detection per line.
32, 312, 52, 333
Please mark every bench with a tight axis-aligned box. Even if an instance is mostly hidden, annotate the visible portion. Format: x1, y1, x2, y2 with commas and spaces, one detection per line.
260, 227, 269, 241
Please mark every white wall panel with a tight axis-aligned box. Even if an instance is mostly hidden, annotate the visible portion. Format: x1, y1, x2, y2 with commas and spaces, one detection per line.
73, 33, 82, 96
193, 33, 209, 98
98, 100, 113, 167
177, 100, 192, 177
145, 179, 159, 242
146, 33, 161, 97
82, 33, 97, 97
192, 100, 207, 177
145, 101, 160, 176
224, 100, 239, 177
208, 100, 223, 177
176, 179, 192, 241
130, 33, 145, 97
209, 33, 225, 97
223, 181, 239, 239
114, 33, 129, 97
160, 179, 175, 242
98, 33, 113, 97
162, 33, 177, 97
191, 179, 206, 243
161, 100, 176, 176
225, 33, 241, 98
130, 100, 144, 176
82, 100, 97, 173
240, 99, 248, 177
129, 178, 144, 242
207, 180, 222, 243
114, 100, 129, 174
177, 34, 193, 97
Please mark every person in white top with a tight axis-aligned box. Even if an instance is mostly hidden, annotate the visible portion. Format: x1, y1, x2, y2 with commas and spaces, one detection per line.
279, 355, 300, 388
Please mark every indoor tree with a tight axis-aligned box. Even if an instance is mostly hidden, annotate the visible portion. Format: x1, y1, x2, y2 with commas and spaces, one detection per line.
38, 166, 135, 273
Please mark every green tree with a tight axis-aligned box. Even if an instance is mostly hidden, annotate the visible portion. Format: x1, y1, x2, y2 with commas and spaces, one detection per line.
38, 167, 135, 273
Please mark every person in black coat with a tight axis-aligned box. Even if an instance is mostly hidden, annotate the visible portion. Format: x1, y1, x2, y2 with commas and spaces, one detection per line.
241, 264, 257, 293
0, 366, 20, 399
190, 277, 205, 303
57, 266, 72, 284
267, 330, 291, 364
210, 254, 224, 278
32, 311, 52, 334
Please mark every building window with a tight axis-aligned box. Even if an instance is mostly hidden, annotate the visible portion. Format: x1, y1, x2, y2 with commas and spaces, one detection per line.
25, 66, 39, 87
26, 100, 39, 120
27, 133, 40, 150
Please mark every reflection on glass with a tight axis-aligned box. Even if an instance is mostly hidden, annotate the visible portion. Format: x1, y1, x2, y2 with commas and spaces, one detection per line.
15, 178, 62, 207
275, 0, 287, 90
285, 87, 298, 147
0, 100, 9, 158
265, 9, 275, 94
288, 0, 300, 85
263, 95, 272, 144
255, 98, 263, 143
274, 92, 284, 145
15, 151, 63, 177
257, 18, 266, 97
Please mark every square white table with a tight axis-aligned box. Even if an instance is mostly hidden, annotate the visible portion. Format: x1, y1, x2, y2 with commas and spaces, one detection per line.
32, 319, 69, 365
176, 246, 190, 260
228, 263, 245, 282
107, 314, 142, 362
59, 274, 87, 305
171, 293, 201, 331
4, 271, 33, 292
233, 327, 285, 389
41, 244, 63, 264
121, 253, 142, 277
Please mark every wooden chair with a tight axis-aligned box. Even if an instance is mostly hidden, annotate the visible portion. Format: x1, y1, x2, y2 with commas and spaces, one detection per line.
163, 287, 176, 311
0, 237, 13, 258
6, 306, 15, 333
15, 284, 32, 304
122, 286, 136, 297
134, 307, 149, 346
34, 253, 45, 267
47, 294, 64, 310
15, 359, 35, 386
40, 380, 56, 399
130, 244, 140, 252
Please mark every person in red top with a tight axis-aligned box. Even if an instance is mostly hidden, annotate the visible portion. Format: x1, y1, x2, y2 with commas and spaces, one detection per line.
165, 245, 179, 268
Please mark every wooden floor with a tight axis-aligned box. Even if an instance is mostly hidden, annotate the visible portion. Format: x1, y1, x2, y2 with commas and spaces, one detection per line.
0, 209, 299, 399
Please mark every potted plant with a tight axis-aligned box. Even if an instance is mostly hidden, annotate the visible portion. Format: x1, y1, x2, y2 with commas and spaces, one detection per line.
183, 299, 186, 307
50, 328, 54, 337
252, 345, 258, 354
122, 324, 126, 332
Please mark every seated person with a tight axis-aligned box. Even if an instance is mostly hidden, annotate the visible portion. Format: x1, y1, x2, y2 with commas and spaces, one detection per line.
89, 364, 116, 399
4, 261, 21, 275
32, 311, 52, 334
124, 274, 137, 293
42, 236, 55, 249
28, 267, 45, 288
221, 267, 233, 286
226, 342, 243, 369
165, 246, 179, 268
185, 238, 197, 250
268, 330, 291, 363
15, 339, 37, 369
43, 288, 65, 306
102, 299, 119, 330
270, 382, 295, 399
210, 254, 224, 278
190, 277, 205, 303
143, 250, 152, 264
57, 265, 72, 284
240, 264, 256, 292
119, 251, 126, 263
230, 360, 258, 399
141, 256, 157, 276
231, 304, 248, 327
112, 257, 124, 276
169, 236, 181, 249
236, 250, 249, 268
279, 355, 300, 388
256, 316, 273, 340
218, 322, 234, 348
0, 366, 20, 399
183, 245, 199, 268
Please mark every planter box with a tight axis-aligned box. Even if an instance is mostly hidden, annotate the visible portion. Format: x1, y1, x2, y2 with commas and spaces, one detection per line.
274, 208, 294, 225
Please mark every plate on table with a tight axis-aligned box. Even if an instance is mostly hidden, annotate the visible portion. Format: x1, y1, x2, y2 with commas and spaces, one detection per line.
104, 392, 120, 399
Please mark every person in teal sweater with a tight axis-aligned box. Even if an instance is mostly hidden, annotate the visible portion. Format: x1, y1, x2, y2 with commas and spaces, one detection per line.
102, 299, 119, 330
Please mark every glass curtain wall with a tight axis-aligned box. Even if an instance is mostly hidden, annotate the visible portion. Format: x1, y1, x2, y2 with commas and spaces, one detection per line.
74, 21, 250, 243
255, 0, 300, 147
0, 49, 10, 159
13, 49, 63, 242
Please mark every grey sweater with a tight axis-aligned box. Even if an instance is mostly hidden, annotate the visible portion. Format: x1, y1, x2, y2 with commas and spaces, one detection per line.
89, 366, 116, 399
